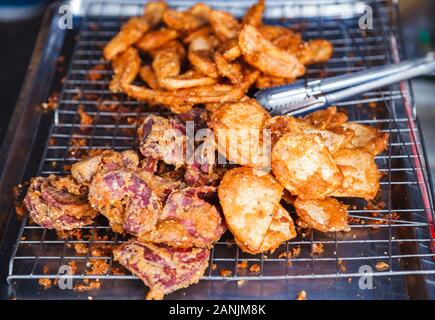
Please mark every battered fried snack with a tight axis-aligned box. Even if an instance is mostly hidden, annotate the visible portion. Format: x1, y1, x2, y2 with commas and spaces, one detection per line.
213, 52, 243, 84
303, 106, 348, 130
330, 148, 381, 200
140, 187, 225, 248
103, 17, 149, 61
109, 47, 140, 93
209, 98, 271, 168
243, 0, 265, 27
218, 167, 296, 254
339, 122, 389, 156
293, 197, 350, 232
136, 29, 178, 52
209, 9, 241, 41
113, 241, 209, 300
139, 65, 160, 90
188, 35, 219, 78
163, 9, 207, 32
25, 175, 98, 230
239, 25, 305, 79
271, 132, 343, 199
297, 39, 334, 65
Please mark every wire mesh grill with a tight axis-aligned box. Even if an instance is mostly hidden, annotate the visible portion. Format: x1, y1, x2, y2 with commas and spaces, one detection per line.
7, 0, 435, 298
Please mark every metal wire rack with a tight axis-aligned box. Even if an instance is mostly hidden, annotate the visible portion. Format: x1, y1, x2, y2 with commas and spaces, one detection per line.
6, 0, 435, 299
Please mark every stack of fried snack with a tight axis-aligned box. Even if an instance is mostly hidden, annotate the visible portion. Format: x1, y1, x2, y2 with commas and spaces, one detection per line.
23, 1, 389, 299
104, 0, 333, 114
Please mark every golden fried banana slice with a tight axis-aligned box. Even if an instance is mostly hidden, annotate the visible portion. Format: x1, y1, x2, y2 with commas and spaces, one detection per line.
239, 25, 305, 79
158, 70, 217, 90
218, 167, 283, 253
340, 122, 389, 156
272, 133, 343, 199
136, 29, 178, 52
243, 0, 265, 27
209, 10, 241, 41
163, 9, 207, 32
143, 1, 168, 27
139, 65, 160, 90
330, 148, 381, 200
188, 35, 219, 78
220, 39, 242, 61
213, 52, 243, 83
109, 47, 140, 93
297, 39, 334, 65
293, 197, 350, 232
210, 98, 271, 167
255, 74, 295, 89
103, 17, 149, 61
303, 106, 348, 130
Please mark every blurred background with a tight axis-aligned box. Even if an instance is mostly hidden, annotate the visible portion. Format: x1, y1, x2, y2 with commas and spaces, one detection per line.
0, 0, 434, 184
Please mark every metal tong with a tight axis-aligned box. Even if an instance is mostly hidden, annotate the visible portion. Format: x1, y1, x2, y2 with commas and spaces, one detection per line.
255, 52, 435, 116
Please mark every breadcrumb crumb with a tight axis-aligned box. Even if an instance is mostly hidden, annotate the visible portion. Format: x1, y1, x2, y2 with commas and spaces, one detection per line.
296, 290, 307, 300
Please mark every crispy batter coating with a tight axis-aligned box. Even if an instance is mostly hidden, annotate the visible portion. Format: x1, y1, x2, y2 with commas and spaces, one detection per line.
103, 17, 149, 61
220, 39, 242, 61
242, 0, 265, 27
210, 98, 271, 167
139, 65, 160, 90
219, 167, 290, 254
340, 122, 389, 155
114, 241, 209, 300
209, 9, 241, 41
303, 106, 348, 129
109, 47, 140, 93
136, 29, 178, 52
272, 133, 343, 199
255, 74, 295, 89
140, 187, 225, 248
159, 70, 217, 90
214, 52, 243, 83
188, 35, 219, 78
163, 9, 207, 32
297, 39, 334, 65
239, 25, 305, 79
143, 1, 168, 27
294, 197, 350, 232
330, 148, 381, 200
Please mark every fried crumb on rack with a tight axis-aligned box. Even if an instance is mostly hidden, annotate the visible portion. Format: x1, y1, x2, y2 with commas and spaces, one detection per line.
86, 64, 106, 82
86, 258, 110, 275
338, 259, 346, 272
73, 280, 101, 292
237, 260, 248, 270
12, 182, 28, 219
311, 243, 324, 255
237, 279, 246, 287
68, 261, 78, 274
220, 269, 232, 277
38, 278, 52, 289
74, 243, 89, 255
375, 261, 389, 271
249, 264, 261, 273
78, 105, 94, 132
296, 290, 307, 300
40, 93, 59, 111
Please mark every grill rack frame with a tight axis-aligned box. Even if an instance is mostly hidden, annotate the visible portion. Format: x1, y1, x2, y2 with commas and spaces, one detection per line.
1, 0, 435, 299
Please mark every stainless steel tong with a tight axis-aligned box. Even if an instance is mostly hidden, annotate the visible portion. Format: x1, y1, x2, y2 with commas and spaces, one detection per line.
255, 52, 435, 116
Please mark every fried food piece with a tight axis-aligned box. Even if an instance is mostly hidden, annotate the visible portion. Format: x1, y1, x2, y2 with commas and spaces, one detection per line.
272, 133, 343, 199
72, 150, 162, 235
148, 39, 186, 59
303, 106, 348, 130
219, 167, 287, 253
297, 39, 334, 65
140, 187, 225, 248
109, 47, 140, 92
188, 2, 212, 21
213, 52, 243, 84
24, 175, 98, 230
209, 9, 241, 41
143, 1, 168, 27
103, 17, 149, 61
255, 74, 295, 89
265, 116, 353, 154
259, 25, 302, 52
209, 98, 271, 167
188, 35, 219, 78
138, 115, 186, 167
183, 26, 212, 44
136, 29, 178, 52
220, 39, 242, 61
293, 197, 350, 232
152, 49, 182, 83
122, 82, 246, 105
139, 65, 160, 90
340, 122, 389, 156
159, 70, 217, 90
113, 241, 209, 300
163, 9, 207, 32
239, 25, 305, 79
330, 148, 381, 200
243, 0, 265, 27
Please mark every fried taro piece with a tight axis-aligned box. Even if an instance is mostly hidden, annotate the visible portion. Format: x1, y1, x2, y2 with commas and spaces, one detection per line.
137, 115, 186, 168
109, 47, 140, 93
113, 241, 210, 300
293, 197, 350, 232
271, 132, 343, 199
25, 175, 98, 230
218, 167, 296, 254
140, 187, 226, 248
71, 150, 162, 235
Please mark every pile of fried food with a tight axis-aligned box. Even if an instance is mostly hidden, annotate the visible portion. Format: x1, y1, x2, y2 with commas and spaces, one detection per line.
24, 1, 389, 299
